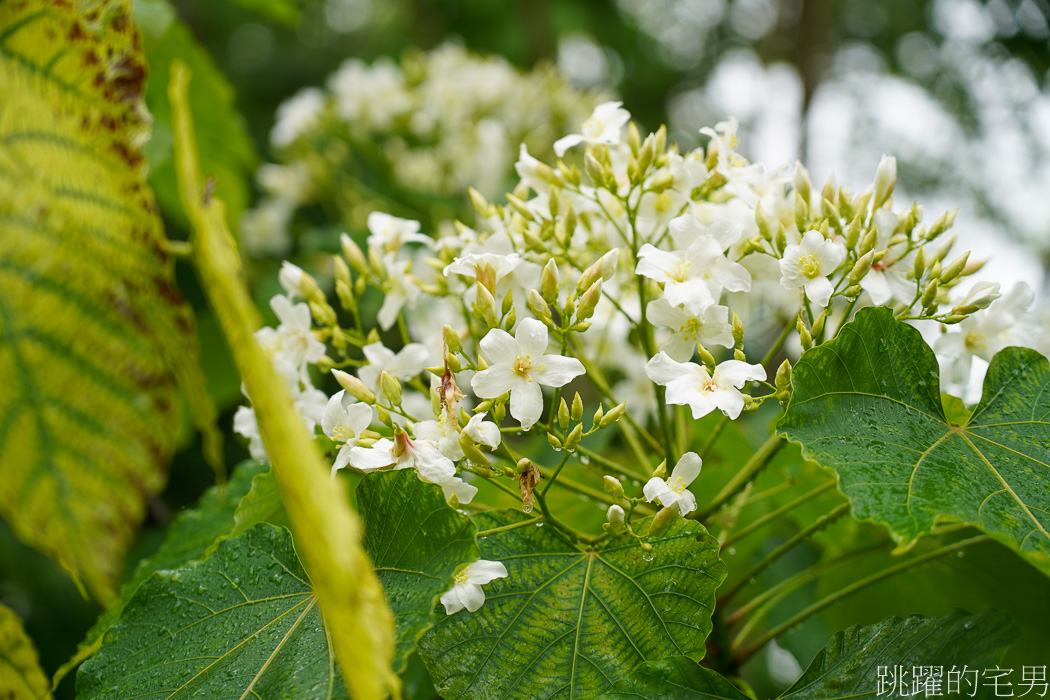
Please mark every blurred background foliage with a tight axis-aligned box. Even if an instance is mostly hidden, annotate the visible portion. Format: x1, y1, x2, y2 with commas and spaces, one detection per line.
2, 0, 1047, 697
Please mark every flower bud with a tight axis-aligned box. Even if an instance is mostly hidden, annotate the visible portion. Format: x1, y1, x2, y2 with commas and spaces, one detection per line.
939, 251, 969, 284
607, 503, 625, 523
794, 191, 809, 232
652, 459, 667, 478
332, 369, 375, 404
648, 171, 675, 192
859, 226, 878, 256
921, 278, 939, 309
571, 392, 583, 422
379, 370, 402, 406
732, 311, 744, 347
603, 475, 625, 503
547, 432, 562, 450
558, 397, 570, 431
845, 214, 863, 250
774, 222, 787, 256
592, 404, 604, 428
599, 401, 627, 429
849, 250, 875, 285
541, 259, 559, 303
928, 209, 958, 238
698, 345, 716, 370
603, 504, 626, 534
822, 172, 838, 206
797, 317, 812, 351
755, 201, 772, 241
474, 283, 498, 327
506, 193, 534, 222
794, 163, 812, 207
443, 325, 462, 354
564, 423, 584, 452
459, 433, 492, 467
811, 309, 827, 339
576, 279, 602, 321
844, 284, 863, 299
376, 405, 392, 426
873, 154, 896, 209
775, 359, 792, 393
648, 505, 679, 538
913, 247, 926, 281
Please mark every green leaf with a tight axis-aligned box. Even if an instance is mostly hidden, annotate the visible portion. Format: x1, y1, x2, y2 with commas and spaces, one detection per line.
778, 306, 1050, 573
138, 0, 257, 231
222, 0, 299, 25
0, 0, 218, 602
77, 523, 344, 699
77, 471, 474, 697
779, 610, 1016, 699
0, 604, 51, 700
54, 461, 276, 685
418, 513, 727, 700
358, 469, 478, 672
598, 657, 750, 700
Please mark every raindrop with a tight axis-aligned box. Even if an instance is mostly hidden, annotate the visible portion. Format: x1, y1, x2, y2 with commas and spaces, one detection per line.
580, 455, 591, 465
642, 550, 655, 562
522, 504, 534, 514
553, 446, 562, 452
727, 547, 737, 555
522, 426, 531, 432
535, 522, 544, 527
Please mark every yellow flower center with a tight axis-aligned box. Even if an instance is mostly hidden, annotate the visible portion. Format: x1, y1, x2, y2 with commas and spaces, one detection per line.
454, 567, 470, 584
670, 260, 692, 283
512, 354, 533, 378
964, 332, 986, 351
653, 192, 675, 214
331, 426, 355, 442
668, 476, 688, 494
679, 318, 702, 341
798, 254, 821, 279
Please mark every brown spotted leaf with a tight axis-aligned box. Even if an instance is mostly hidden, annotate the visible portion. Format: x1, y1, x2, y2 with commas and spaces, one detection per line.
0, 0, 218, 602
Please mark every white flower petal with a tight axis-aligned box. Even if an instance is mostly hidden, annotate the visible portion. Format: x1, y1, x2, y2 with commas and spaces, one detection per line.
348, 440, 396, 471
509, 380, 544, 430
715, 360, 767, 387
471, 364, 521, 399
670, 452, 702, 485
440, 587, 466, 615
514, 318, 549, 358
530, 355, 585, 387
466, 560, 508, 584
460, 582, 487, 612
643, 477, 674, 505
645, 352, 692, 386
804, 276, 833, 308
478, 328, 521, 365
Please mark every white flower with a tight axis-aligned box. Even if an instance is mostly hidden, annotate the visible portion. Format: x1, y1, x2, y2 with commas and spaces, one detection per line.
643, 452, 702, 515
440, 560, 508, 614
645, 351, 766, 420
647, 298, 733, 361
553, 101, 630, 157
277, 262, 306, 299
955, 281, 1001, 311
366, 212, 432, 252
233, 406, 267, 462
270, 87, 326, 149
607, 504, 625, 523
322, 391, 373, 476
778, 230, 846, 307
347, 433, 456, 485
471, 319, 585, 430
636, 237, 751, 308
440, 475, 479, 506
358, 342, 430, 395
268, 295, 326, 369
376, 255, 422, 330
935, 282, 1036, 385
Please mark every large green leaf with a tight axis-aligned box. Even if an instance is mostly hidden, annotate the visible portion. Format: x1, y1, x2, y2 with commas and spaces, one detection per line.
779, 306, 1050, 573
418, 513, 727, 700
598, 657, 749, 700
357, 470, 478, 671
0, 0, 217, 602
77, 470, 475, 697
779, 610, 1015, 699
600, 610, 1015, 700
0, 604, 51, 700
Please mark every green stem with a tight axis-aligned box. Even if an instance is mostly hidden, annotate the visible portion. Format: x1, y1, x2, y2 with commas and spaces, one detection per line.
540, 451, 571, 497
476, 517, 543, 537
733, 535, 990, 664
720, 481, 834, 548
761, 319, 796, 368
694, 435, 785, 523
719, 503, 850, 604
697, 415, 729, 461
575, 445, 648, 482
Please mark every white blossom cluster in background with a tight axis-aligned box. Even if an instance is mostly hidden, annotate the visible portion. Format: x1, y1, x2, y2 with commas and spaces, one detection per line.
235, 100, 1050, 613
240, 43, 609, 258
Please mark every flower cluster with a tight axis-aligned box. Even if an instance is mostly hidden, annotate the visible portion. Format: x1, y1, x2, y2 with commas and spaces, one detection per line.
238, 99, 1048, 614
240, 43, 608, 257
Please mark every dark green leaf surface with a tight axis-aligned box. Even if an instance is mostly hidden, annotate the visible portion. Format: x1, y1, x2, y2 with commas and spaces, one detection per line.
598, 656, 750, 700
56, 462, 274, 685
779, 307, 1050, 573
77, 524, 341, 699
358, 470, 478, 672
77, 470, 475, 697
780, 610, 1016, 699
418, 513, 727, 700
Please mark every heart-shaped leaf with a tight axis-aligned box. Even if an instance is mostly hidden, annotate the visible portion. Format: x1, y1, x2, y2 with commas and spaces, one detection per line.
77, 470, 475, 697
779, 306, 1050, 573
598, 656, 749, 699
0, 603, 51, 700
418, 512, 727, 700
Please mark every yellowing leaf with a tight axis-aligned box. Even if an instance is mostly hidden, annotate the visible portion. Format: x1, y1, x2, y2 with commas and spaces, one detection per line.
168, 61, 398, 700
0, 0, 219, 603
0, 604, 51, 700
